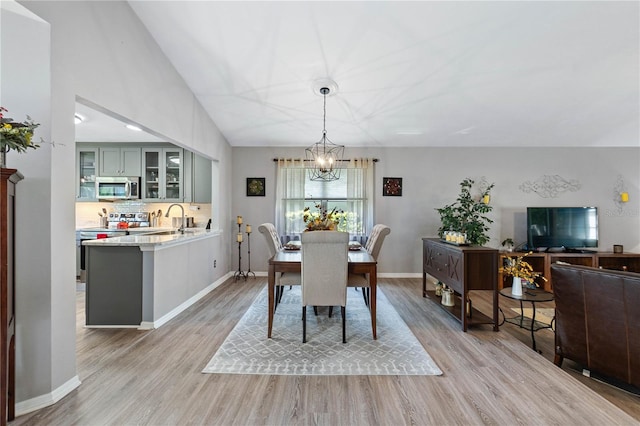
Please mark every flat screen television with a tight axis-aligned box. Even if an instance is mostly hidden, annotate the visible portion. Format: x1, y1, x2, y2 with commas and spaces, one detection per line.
527, 207, 598, 250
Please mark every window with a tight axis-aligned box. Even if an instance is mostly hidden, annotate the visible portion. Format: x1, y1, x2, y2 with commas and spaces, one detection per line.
275, 159, 374, 238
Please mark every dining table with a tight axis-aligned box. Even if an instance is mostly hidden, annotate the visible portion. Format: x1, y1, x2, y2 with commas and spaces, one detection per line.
267, 244, 378, 339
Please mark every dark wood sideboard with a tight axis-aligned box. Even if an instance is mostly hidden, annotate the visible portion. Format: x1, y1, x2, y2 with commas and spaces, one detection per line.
1, 168, 22, 425
422, 238, 498, 332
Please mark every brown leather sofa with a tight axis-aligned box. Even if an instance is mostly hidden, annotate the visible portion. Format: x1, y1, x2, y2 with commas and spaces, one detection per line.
551, 264, 640, 388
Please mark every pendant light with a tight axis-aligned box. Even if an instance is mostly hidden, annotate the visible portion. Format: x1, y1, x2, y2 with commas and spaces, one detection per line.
305, 86, 344, 181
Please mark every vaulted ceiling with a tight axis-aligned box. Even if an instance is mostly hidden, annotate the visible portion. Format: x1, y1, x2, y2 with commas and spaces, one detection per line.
85, 1, 640, 148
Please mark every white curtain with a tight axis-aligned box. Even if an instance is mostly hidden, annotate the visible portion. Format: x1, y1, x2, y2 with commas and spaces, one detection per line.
275, 158, 306, 239
346, 158, 375, 236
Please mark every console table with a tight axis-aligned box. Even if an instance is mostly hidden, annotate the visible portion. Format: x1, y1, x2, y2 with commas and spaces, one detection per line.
1, 168, 22, 425
422, 238, 498, 332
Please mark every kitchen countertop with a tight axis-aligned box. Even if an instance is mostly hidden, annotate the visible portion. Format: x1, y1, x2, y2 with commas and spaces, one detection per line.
82, 228, 222, 249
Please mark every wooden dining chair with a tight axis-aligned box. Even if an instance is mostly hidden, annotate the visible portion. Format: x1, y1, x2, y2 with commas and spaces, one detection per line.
301, 231, 349, 343
348, 224, 390, 306
258, 223, 300, 307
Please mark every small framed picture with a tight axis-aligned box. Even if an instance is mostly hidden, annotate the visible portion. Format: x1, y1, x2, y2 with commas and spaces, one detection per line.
383, 177, 402, 196
246, 177, 265, 196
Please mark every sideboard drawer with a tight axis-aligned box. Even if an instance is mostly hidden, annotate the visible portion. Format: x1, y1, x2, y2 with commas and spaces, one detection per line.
424, 243, 463, 293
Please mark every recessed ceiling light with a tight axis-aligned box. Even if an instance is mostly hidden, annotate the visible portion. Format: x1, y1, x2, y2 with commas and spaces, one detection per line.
125, 124, 142, 131
74, 113, 84, 124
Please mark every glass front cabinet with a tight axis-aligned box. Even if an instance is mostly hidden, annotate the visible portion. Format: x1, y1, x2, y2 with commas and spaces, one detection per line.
76, 147, 98, 201
142, 147, 183, 201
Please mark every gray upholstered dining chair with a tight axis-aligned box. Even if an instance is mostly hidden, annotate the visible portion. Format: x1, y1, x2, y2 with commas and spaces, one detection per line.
348, 224, 391, 306
301, 231, 349, 343
258, 223, 300, 306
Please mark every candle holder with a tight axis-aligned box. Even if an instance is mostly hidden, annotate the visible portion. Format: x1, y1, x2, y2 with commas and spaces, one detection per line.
233, 221, 247, 281
245, 225, 255, 278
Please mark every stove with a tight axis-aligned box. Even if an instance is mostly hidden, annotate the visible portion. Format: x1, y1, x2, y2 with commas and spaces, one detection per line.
107, 211, 151, 229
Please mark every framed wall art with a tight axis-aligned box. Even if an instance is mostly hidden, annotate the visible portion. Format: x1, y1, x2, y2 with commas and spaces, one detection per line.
246, 177, 265, 197
383, 177, 402, 196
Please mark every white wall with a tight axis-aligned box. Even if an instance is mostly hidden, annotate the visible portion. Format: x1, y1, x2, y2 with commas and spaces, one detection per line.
3, 0, 232, 413
233, 146, 640, 275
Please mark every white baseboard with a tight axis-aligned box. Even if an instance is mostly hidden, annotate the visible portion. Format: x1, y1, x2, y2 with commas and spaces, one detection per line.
16, 375, 81, 417
378, 272, 423, 278
146, 271, 234, 329
253, 271, 423, 279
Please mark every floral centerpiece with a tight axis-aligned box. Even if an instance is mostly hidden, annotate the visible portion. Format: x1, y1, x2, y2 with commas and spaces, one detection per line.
499, 252, 547, 288
0, 107, 41, 167
303, 203, 343, 231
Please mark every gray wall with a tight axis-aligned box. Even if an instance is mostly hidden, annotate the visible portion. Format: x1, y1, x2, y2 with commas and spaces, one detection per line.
233, 146, 640, 275
5, 1, 232, 411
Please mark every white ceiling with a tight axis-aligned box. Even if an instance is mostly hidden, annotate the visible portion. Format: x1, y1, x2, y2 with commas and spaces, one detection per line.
87, 1, 639, 148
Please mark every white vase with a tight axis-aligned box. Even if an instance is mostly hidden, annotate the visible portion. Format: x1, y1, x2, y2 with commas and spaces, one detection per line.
511, 277, 523, 296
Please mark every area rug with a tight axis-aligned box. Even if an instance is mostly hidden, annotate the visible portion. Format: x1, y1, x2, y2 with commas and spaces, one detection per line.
510, 307, 555, 327
202, 286, 442, 376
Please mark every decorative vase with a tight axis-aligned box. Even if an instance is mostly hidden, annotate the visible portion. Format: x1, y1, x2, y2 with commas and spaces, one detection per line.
511, 276, 523, 296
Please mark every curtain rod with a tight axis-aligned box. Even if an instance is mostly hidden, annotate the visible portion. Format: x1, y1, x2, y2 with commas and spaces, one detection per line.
272, 158, 378, 162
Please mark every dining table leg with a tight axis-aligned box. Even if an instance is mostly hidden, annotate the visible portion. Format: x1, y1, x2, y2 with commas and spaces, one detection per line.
370, 265, 377, 340
268, 262, 275, 338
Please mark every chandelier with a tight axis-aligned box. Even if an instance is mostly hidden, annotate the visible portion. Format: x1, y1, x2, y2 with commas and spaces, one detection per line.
305, 86, 344, 181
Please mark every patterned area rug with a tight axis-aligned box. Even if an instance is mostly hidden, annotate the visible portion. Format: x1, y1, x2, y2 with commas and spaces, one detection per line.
203, 286, 442, 376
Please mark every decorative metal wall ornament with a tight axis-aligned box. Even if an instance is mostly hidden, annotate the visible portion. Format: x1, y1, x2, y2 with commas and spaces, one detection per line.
519, 175, 581, 198
613, 175, 628, 212
305, 86, 345, 181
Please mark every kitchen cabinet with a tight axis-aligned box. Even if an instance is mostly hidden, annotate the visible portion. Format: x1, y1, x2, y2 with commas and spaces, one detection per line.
76, 147, 99, 200
183, 151, 212, 203
99, 146, 141, 176
142, 147, 183, 201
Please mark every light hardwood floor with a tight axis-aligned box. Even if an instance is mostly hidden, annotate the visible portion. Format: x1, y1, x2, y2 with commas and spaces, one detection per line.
13, 278, 640, 425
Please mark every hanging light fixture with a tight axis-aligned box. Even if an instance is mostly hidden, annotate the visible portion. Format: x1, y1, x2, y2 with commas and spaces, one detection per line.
305, 86, 344, 181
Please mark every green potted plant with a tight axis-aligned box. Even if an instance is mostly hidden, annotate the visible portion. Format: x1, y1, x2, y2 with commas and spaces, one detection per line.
436, 178, 494, 246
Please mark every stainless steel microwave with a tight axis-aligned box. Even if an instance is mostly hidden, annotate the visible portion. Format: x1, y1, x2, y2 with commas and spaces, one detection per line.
95, 176, 140, 200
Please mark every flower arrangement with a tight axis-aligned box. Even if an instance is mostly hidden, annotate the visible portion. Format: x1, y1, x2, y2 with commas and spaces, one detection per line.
499, 252, 547, 287
303, 203, 343, 231
0, 106, 41, 154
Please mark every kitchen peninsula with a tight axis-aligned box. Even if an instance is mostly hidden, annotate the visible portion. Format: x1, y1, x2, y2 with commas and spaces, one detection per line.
83, 229, 221, 329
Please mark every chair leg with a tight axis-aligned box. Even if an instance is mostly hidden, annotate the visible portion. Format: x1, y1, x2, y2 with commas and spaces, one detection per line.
278, 285, 285, 303
273, 285, 282, 312
302, 306, 307, 343
313, 306, 318, 316
328, 306, 333, 318
364, 288, 370, 307
341, 306, 346, 343
360, 287, 368, 306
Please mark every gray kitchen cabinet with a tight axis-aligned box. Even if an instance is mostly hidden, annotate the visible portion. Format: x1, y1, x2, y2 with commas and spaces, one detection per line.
142, 147, 183, 201
183, 151, 212, 203
76, 146, 99, 201
99, 146, 141, 176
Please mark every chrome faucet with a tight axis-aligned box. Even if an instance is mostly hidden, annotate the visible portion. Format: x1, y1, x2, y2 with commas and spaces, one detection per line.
165, 203, 185, 234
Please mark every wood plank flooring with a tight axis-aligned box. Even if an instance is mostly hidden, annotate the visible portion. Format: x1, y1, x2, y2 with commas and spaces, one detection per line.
12, 278, 640, 425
